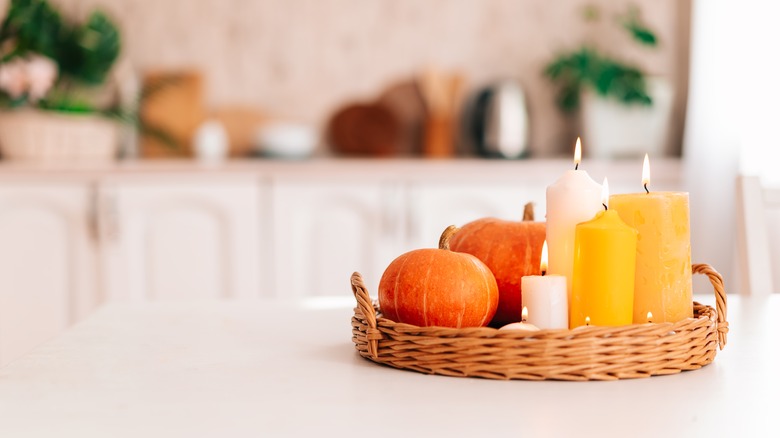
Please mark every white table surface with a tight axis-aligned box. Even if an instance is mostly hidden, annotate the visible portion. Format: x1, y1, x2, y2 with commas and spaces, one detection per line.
0, 294, 776, 438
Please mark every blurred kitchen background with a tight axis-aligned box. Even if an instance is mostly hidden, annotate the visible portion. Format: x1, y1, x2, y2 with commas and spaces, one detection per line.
0, 0, 777, 366
120, 0, 687, 160
0, 0, 692, 159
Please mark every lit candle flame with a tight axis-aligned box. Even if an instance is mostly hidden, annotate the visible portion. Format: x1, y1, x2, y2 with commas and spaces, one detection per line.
647, 311, 653, 323
601, 177, 609, 210
540, 240, 548, 275
642, 153, 650, 193
574, 137, 582, 169
585, 316, 591, 326
521, 306, 528, 322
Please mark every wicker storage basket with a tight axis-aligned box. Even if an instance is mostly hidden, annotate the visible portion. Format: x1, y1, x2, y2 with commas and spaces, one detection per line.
351, 264, 728, 381
0, 109, 119, 163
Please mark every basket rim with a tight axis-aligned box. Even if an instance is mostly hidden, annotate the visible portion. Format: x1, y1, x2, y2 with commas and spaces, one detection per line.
361, 299, 717, 339
351, 263, 729, 360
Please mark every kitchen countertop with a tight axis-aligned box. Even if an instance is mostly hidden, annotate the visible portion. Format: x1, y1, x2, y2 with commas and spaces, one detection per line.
0, 157, 683, 183
1, 293, 772, 438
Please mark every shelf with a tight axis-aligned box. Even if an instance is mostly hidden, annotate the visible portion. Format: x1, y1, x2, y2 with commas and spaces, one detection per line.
0, 157, 683, 184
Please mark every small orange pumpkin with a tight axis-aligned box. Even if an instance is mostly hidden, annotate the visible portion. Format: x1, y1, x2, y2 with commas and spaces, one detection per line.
449, 203, 546, 327
378, 226, 499, 328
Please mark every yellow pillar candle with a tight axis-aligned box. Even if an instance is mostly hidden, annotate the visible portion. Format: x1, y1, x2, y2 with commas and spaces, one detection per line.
609, 154, 693, 324
570, 178, 638, 328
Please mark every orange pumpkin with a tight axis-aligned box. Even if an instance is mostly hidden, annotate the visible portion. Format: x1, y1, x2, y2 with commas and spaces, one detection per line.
378, 226, 499, 328
449, 203, 546, 327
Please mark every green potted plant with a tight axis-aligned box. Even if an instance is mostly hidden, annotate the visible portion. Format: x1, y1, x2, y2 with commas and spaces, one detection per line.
0, 0, 122, 162
544, 5, 673, 158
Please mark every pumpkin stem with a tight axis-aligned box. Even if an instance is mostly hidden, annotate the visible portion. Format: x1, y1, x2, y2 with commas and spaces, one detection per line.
523, 202, 534, 221
439, 225, 459, 250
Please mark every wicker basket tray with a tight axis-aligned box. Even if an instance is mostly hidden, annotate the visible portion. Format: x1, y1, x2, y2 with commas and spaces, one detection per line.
351, 264, 728, 381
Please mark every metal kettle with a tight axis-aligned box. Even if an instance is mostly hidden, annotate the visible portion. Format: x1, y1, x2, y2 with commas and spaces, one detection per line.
471, 81, 530, 159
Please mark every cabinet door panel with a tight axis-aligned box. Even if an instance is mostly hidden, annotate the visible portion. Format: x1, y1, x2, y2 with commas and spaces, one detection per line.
101, 179, 260, 301
0, 184, 96, 366
132, 200, 227, 300
273, 181, 403, 298
407, 183, 544, 250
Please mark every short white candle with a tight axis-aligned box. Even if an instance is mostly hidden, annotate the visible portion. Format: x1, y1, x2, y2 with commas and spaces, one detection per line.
498, 307, 540, 332
573, 316, 592, 331
521, 241, 568, 329
545, 137, 602, 305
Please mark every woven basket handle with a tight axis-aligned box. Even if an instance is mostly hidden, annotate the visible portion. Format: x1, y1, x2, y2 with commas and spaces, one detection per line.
693, 263, 729, 349
351, 272, 381, 358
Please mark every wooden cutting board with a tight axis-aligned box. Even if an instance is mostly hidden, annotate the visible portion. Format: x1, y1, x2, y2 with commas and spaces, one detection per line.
139, 70, 205, 158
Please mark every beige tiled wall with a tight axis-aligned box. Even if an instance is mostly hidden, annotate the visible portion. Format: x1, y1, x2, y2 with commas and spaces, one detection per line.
16, 0, 691, 156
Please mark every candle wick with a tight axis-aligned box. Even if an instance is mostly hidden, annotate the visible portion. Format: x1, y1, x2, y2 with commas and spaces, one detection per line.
644, 183, 649, 194
574, 162, 579, 171
602, 203, 608, 211
541, 270, 546, 277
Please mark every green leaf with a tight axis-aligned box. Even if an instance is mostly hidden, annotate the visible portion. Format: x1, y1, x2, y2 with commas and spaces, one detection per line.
620, 5, 658, 47
543, 5, 658, 112
544, 45, 653, 111
139, 123, 182, 152
557, 82, 581, 113
0, 0, 66, 59
102, 106, 137, 125
581, 4, 600, 22
59, 10, 121, 85
625, 21, 658, 47
38, 96, 97, 113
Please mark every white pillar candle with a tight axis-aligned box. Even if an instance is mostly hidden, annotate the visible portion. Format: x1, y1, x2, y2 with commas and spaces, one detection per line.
545, 138, 602, 305
521, 241, 568, 329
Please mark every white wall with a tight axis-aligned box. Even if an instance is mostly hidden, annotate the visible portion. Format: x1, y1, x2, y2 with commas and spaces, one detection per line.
737, 1, 780, 183
686, 0, 780, 294
736, 1, 780, 291
683, 0, 740, 293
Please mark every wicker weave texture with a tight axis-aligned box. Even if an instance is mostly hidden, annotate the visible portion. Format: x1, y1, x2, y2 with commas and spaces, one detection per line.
351, 264, 728, 381
0, 110, 119, 163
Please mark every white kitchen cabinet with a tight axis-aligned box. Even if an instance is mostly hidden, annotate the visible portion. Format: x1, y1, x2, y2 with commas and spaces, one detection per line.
272, 180, 404, 298
0, 182, 99, 366
0, 158, 686, 359
407, 182, 546, 249
99, 176, 262, 301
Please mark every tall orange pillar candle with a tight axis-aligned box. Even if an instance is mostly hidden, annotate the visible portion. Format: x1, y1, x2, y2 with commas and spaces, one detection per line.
609, 154, 693, 323
570, 178, 638, 328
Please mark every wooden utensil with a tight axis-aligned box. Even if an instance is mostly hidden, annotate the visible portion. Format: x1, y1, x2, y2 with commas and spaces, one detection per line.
417, 68, 465, 158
